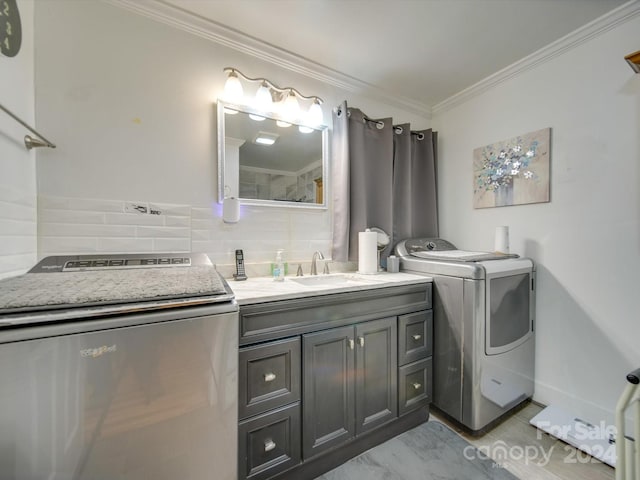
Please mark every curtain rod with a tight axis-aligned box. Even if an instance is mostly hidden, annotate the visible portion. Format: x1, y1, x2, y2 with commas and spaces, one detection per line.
394, 125, 425, 140
335, 105, 425, 139
0, 102, 56, 150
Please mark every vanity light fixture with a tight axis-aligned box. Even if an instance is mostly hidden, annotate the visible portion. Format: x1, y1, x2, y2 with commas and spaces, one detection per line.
625, 50, 640, 73
222, 67, 324, 127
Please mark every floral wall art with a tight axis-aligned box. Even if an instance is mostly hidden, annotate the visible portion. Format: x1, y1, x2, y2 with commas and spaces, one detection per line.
473, 128, 551, 208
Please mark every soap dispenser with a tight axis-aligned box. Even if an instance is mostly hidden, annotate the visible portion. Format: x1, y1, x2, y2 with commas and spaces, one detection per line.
273, 250, 285, 282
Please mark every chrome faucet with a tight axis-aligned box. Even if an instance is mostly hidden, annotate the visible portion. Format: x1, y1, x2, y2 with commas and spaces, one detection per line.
311, 251, 329, 275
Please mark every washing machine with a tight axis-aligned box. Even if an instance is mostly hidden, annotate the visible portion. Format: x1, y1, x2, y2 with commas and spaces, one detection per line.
395, 238, 535, 434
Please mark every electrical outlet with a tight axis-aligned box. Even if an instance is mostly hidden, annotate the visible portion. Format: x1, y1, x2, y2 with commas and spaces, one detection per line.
124, 202, 148, 214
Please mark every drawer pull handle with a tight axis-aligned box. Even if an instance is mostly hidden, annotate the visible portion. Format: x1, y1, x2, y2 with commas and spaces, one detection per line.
412, 382, 422, 390
264, 439, 276, 452
349, 339, 355, 350
412, 334, 422, 341
264, 373, 276, 382
358, 336, 365, 347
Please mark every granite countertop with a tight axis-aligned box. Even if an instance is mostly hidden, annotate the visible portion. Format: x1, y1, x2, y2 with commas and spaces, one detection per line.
228, 271, 432, 305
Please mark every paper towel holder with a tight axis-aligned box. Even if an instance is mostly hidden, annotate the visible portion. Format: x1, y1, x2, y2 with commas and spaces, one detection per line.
370, 227, 390, 271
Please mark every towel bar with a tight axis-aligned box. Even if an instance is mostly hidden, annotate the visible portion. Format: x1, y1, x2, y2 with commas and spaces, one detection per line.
0, 102, 56, 150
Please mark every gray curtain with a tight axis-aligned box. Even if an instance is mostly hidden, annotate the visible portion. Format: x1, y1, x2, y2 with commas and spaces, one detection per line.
393, 125, 438, 243
331, 102, 437, 262
331, 101, 350, 262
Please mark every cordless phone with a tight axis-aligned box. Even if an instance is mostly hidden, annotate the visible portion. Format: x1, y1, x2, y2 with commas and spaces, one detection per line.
233, 249, 247, 281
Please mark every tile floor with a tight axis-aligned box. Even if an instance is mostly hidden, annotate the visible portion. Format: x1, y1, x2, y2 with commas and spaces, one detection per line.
432, 402, 615, 480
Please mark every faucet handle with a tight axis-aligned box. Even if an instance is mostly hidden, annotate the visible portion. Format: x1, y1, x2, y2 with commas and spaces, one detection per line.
296, 264, 304, 276
323, 261, 330, 275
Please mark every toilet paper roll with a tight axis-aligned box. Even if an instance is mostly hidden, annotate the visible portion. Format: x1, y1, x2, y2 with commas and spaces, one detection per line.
358, 229, 378, 274
494, 226, 509, 254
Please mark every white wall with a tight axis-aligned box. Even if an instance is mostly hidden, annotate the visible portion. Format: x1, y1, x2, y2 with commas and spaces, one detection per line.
0, 0, 36, 279
33, 1, 429, 271
432, 11, 640, 426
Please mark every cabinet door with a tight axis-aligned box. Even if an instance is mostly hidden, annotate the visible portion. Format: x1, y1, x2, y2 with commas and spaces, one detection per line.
355, 317, 398, 435
302, 326, 355, 459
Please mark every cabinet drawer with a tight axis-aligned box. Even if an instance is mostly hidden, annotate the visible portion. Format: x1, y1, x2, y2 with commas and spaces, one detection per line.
239, 337, 301, 420
240, 283, 431, 345
398, 358, 432, 416
239, 403, 301, 480
398, 310, 432, 366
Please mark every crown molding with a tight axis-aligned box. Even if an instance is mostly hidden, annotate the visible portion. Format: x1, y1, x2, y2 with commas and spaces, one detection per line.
432, 0, 640, 115
102, 0, 432, 119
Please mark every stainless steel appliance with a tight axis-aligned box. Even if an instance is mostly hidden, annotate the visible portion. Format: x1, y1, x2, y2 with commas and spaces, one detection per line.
0, 253, 238, 479
395, 238, 535, 434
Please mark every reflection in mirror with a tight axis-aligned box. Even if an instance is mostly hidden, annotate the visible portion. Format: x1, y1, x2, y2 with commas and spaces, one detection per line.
217, 101, 328, 209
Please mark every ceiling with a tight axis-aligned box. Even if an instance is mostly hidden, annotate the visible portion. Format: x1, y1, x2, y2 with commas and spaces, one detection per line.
160, 0, 628, 112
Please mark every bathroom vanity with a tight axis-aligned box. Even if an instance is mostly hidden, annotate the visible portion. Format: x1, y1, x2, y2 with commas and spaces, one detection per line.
231, 273, 433, 480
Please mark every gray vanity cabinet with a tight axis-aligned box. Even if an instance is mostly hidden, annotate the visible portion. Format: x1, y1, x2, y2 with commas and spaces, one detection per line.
237, 282, 432, 480
302, 317, 397, 459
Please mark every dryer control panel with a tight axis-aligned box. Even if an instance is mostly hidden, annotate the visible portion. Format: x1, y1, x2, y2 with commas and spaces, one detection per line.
403, 238, 457, 254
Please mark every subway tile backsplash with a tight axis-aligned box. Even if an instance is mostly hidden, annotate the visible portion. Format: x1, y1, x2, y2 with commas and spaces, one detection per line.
0, 185, 37, 279
37, 195, 332, 274
38, 195, 192, 257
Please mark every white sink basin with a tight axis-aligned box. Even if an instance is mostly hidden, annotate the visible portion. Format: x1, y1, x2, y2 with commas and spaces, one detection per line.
289, 274, 371, 286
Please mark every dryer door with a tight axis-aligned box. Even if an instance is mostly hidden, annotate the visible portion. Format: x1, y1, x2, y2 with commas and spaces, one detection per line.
484, 261, 534, 356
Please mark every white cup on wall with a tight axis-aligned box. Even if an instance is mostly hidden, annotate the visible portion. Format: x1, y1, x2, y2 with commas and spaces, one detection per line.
494, 226, 509, 254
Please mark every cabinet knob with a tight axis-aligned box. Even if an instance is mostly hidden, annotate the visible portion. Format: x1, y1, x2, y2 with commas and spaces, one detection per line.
349, 339, 355, 350
264, 372, 276, 382
412, 382, 422, 390
358, 336, 365, 347
412, 334, 422, 341
264, 439, 276, 452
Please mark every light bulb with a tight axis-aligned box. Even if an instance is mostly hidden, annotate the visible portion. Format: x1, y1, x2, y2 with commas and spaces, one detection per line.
308, 100, 323, 126
282, 90, 300, 122
255, 83, 273, 112
249, 83, 272, 121
223, 71, 243, 104
299, 125, 313, 134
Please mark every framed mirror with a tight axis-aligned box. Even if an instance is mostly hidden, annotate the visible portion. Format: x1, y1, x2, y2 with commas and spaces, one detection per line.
217, 100, 329, 209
